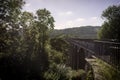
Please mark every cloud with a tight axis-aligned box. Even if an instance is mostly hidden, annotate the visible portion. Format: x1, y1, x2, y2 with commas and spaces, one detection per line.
91, 17, 97, 20
55, 19, 85, 29
58, 11, 73, 16
76, 18, 85, 22
66, 11, 72, 15
54, 17, 103, 29
66, 21, 73, 25
25, 3, 31, 7
55, 23, 66, 29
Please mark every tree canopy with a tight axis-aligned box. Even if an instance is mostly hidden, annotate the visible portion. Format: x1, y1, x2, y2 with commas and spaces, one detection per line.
0, 1, 85, 80
98, 5, 120, 41
0, 0, 25, 54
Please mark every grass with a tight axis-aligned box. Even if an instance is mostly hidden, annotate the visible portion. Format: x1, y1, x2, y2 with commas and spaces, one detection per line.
93, 58, 120, 80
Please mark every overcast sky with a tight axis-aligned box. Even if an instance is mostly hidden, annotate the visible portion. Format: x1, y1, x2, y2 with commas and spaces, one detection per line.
23, 0, 120, 29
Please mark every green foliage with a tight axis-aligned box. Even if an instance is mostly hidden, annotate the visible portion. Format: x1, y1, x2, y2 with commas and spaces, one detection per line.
0, 0, 24, 22
86, 70, 94, 80
36, 8, 55, 30
44, 64, 85, 80
44, 64, 71, 80
51, 26, 100, 39
0, 0, 25, 55
98, 22, 111, 39
49, 49, 64, 64
0, 1, 86, 80
50, 36, 70, 65
98, 5, 120, 41
0, 0, 55, 79
95, 59, 120, 80
50, 36, 69, 53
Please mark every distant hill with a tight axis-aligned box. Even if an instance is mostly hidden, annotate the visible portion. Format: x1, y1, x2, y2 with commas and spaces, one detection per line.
50, 26, 101, 39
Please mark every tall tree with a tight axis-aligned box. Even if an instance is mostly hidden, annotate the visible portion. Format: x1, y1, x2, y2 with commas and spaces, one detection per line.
0, 0, 27, 80
33, 8, 55, 72
36, 8, 55, 48
0, 0, 24, 55
98, 5, 120, 41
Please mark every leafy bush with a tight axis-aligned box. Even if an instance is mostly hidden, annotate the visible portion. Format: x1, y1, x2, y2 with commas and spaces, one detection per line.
44, 64, 85, 80
96, 59, 120, 80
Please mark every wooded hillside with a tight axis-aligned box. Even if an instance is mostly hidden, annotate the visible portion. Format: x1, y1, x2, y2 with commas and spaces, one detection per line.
51, 26, 100, 39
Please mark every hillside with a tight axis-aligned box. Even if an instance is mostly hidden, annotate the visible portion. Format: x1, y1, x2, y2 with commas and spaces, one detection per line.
51, 26, 101, 39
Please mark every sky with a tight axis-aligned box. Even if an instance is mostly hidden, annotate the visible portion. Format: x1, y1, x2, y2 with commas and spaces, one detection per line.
23, 0, 120, 29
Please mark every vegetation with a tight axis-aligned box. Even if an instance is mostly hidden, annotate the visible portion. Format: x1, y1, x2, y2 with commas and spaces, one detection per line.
1, 0, 119, 80
95, 59, 120, 80
0, 0, 85, 80
51, 26, 100, 39
44, 64, 85, 80
98, 5, 120, 41
45, 35, 85, 80
86, 70, 94, 80
86, 58, 120, 80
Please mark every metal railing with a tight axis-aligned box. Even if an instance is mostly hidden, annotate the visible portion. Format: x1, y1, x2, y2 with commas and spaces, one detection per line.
67, 38, 120, 70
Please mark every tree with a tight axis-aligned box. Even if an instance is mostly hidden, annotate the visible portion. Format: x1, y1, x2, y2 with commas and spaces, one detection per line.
0, 0, 25, 55
0, 0, 27, 80
33, 8, 55, 72
20, 11, 35, 59
36, 8, 55, 48
17, 9, 55, 79
98, 5, 120, 41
